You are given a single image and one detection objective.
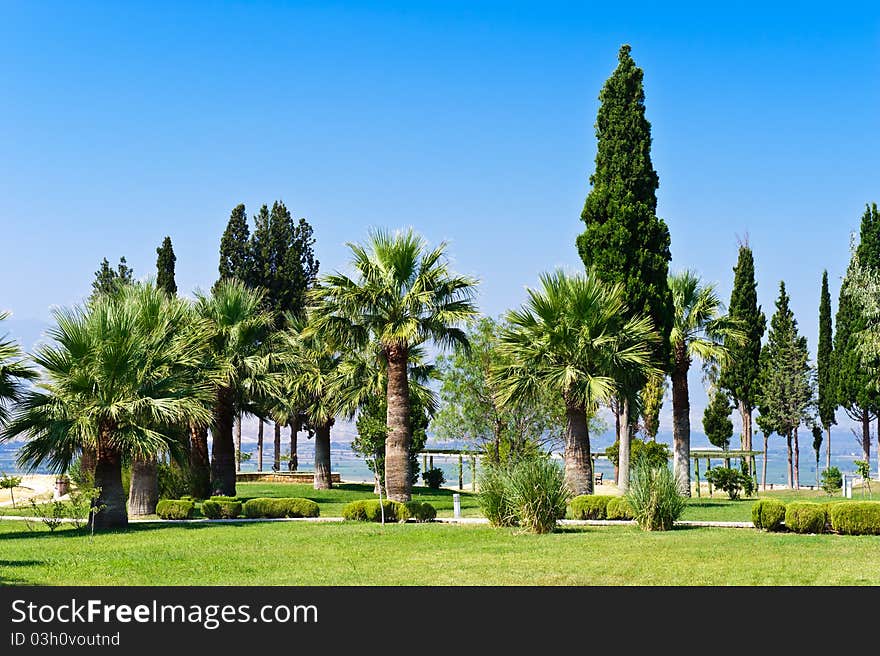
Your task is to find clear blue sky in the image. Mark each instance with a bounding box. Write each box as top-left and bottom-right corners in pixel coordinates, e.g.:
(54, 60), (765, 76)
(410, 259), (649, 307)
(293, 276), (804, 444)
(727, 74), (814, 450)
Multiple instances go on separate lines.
(2, 2), (879, 437)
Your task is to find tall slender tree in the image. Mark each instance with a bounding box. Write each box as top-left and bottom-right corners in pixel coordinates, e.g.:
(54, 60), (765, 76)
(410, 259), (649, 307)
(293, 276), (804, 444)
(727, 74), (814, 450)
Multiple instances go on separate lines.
(639, 375), (665, 441)
(217, 204), (252, 286)
(720, 243), (765, 474)
(703, 388), (734, 466)
(575, 44), (674, 491)
(156, 236), (177, 296)
(817, 270), (835, 470)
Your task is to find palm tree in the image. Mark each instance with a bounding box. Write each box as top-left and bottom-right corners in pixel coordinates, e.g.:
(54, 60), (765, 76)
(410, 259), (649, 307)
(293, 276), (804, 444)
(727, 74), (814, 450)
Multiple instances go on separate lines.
(308, 229), (478, 501)
(195, 279), (277, 496)
(3, 284), (213, 528)
(0, 312), (37, 425)
(493, 271), (659, 495)
(668, 270), (744, 496)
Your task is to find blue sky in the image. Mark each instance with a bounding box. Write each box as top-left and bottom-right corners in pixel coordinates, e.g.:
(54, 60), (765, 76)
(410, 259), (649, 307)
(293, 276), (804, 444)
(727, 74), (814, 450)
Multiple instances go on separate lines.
(2, 2), (879, 442)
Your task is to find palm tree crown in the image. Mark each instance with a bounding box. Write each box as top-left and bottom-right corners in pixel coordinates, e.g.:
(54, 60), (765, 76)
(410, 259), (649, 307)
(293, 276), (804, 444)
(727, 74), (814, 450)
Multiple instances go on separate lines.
(0, 312), (37, 426)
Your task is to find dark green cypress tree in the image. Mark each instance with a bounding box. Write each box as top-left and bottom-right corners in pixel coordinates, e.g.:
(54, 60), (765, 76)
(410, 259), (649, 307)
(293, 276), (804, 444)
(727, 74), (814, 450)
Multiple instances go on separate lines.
(576, 44), (673, 362)
(217, 204), (251, 286)
(703, 388), (733, 454)
(249, 204), (272, 297)
(817, 270), (835, 469)
(720, 244), (766, 463)
(155, 236), (177, 296)
(834, 204), (880, 464)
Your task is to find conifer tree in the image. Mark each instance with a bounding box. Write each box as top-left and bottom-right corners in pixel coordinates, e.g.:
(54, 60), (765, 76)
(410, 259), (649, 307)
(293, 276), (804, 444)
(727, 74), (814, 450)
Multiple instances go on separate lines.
(91, 256), (133, 298)
(217, 204), (251, 286)
(817, 270), (835, 469)
(703, 388), (733, 456)
(155, 236), (177, 296)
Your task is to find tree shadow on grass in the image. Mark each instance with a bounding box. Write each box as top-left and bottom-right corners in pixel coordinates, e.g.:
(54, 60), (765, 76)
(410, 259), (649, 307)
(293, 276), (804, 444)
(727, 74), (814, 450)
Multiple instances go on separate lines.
(0, 521), (229, 542)
(0, 559), (45, 585)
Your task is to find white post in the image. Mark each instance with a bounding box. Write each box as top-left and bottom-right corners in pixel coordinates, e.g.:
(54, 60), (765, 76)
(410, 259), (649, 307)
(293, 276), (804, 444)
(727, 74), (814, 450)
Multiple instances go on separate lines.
(453, 493), (461, 519)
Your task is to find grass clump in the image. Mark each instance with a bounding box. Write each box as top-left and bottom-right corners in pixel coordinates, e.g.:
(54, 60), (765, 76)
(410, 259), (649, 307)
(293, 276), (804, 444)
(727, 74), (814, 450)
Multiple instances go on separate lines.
(626, 461), (685, 531)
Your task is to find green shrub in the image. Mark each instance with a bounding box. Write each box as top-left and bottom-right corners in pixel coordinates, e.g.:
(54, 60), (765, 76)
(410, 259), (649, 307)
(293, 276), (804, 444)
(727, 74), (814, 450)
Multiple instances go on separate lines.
(404, 501), (436, 522)
(201, 500), (243, 519)
(704, 466), (756, 500)
(751, 499), (786, 531)
(820, 467), (843, 496)
(829, 502), (880, 535)
(477, 464), (517, 527)
(421, 467), (445, 490)
(242, 498), (320, 519)
(341, 499), (410, 522)
(503, 457), (569, 534)
(209, 495), (239, 503)
(156, 500), (195, 520)
(569, 495), (613, 520)
(626, 462), (685, 531)
(157, 462), (190, 500)
(67, 456), (94, 490)
(606, 438), (671, 471)
(784, 502), (827, 534)
(605, 496), (634, 520)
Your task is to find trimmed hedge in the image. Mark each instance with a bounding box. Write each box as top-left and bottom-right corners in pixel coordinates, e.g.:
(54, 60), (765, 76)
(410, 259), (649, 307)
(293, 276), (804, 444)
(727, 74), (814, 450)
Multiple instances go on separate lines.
(156, 500), (195, 520)
(242, 497), (320, 519)
(784, 502), (827, 534)
(751, 499), (786, 531)
(342, 499), (411, 522)
(209, 495), (239, 503)
(570, 495), (613, 520)
(605, 497), (633, 521)
(202, 500), (243, 519)
(829, 502), (880, 535)
(404, 501), (437, 522)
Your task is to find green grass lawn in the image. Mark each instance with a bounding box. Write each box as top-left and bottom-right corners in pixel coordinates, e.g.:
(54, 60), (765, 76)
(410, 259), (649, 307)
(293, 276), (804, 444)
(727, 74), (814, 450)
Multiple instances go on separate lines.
(680, 488), (880, 522)
(2, 519), (879, 585)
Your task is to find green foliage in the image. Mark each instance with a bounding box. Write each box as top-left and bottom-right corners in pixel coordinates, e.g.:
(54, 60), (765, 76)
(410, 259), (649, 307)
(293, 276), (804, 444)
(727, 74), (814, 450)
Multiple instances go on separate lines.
(155, 500), (195, 520)
(421, 467), (445, 489)
(25, 491), (100, 532)
(817, 271), (836, 431)
(821, 467), (843, 496)
(66, 456), (93, 490)
(569, 495), (613, 520)
(626, 461), (685, 531)
(209, 495), (239, 502)
(606, 437), (670, 470)
(784, 502), (827, 534)
(704, 466), (755, 500)
(0, 312), (37, 426)
(341, 499), (410, 523)
(201, 500), (243, 519)
(576, 44), (673, 364)
(605, 496), (634, 520)
(639, 375), (666, 440)
(502, 457), (570, 534)
(157, 463), (190, 500)
(703, 389), (733, 451)
(477, 464), (517, 527)
(829, 502), (880, 535)
(751, 499), (786, 531)
(853, 459), (872, 496)
(0, 473), (22, 490)
(242, 497), (319, 519)
(155, 236), (177, 296)
(91, 256), (134, 299)
(720, 245), (766, 419)
(217, 204), (252, 287)
(403, 501), (436, 522)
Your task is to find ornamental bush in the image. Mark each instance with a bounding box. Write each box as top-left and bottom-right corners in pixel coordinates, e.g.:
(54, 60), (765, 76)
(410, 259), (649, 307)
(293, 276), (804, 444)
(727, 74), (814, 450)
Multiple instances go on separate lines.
(156, 499), (195, 520)
(784, 502), (827, 534)
(705, 466), (755, 500)
(751, 499), (786, 531)
(404, 501), (437, 522)
(209, 495), (239, 503)
(502, 457), (570, 534)
(477, 464), (516, 527)
(341, 499), (411, 522)
(201, 500), (243, 519)
(829, 502), (880, 535)
(569, 495), (613, 520)
(820, 467), (843, 496)
(626, 461), (685, 531)
(605, 496), (634, 520)
(242, 497), (319, 519)
(421, 467), (445, 490)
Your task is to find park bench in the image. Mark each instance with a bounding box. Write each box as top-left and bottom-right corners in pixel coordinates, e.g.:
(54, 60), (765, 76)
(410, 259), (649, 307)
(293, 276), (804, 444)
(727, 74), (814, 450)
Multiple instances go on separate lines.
(595, 472), (603, 486)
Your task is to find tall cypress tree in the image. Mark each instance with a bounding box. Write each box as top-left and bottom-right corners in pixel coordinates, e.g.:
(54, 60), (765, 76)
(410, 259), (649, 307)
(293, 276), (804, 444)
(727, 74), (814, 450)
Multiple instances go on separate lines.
(720, 244), (765, 470)
(703, 388), (733, 459)
(155, 236), (177, 296)
(834, 204), (880, 465)
(217, 204), (252, 286)
(576, 44), (673, 491)
(817, 270), (835, 469)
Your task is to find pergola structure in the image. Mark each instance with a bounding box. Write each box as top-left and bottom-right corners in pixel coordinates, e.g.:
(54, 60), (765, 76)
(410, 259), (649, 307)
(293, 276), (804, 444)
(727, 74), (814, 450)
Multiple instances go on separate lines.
(691, 449), (763, 497)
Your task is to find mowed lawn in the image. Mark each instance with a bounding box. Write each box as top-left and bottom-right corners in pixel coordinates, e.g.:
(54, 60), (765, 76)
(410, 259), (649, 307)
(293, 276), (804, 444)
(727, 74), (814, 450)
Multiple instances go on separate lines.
(1, 520), (879, 586)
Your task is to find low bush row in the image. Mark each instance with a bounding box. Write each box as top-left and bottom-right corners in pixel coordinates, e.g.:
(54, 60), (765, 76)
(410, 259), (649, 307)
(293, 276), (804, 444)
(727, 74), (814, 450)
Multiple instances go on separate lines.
(201, 500), (243, 519)
(341, 499), (437, 523)
(568, 495), (633, 521)
(243, 498), (320, 518)
(156, 500), (195, 520)
(752, 499), (880, 535)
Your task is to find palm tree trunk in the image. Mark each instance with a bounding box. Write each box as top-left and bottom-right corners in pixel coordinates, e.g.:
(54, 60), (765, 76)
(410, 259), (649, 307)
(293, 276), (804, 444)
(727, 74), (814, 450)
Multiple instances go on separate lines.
(314, 420), (333, 490)
(210, 385), (236, 497)
(618, 396), (632, 493)
(826, 426), (831, 471)
(79, 446), (97, 484)
(762, 431), (768, 490)
(671, 347), (691, 496)
(189, 423), (211, 499)
(92, 432), (127, 529)
(786, 432), (793, 489)
(384, 346), (412, 502)
(128, 455), (158, 516)
(288, 419), (299, 471)
(793, 426), (800, 490)
(274, 422), (281, 471)
(235, 412), (242, 471)
(563, 401), (593, 496)
(613, 401), (620, 484)
(257, 419), (264, 472)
